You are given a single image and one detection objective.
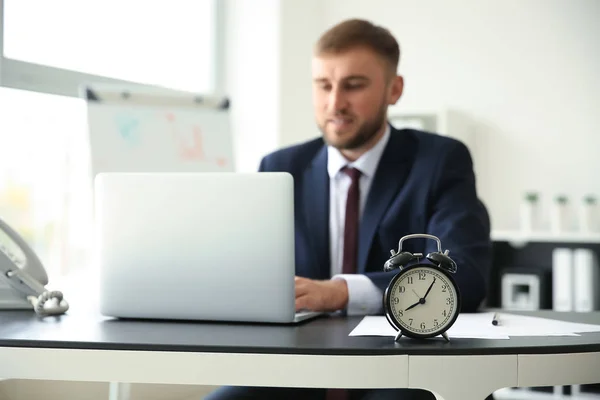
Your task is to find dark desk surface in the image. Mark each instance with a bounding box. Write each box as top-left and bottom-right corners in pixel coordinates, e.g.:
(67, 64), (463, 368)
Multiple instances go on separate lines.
(1, 309), (600, 356)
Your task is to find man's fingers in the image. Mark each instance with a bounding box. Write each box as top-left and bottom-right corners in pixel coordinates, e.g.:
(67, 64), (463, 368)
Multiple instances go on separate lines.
(295, 295), (311, 312)
(295, 283), (308, 297)
(294, 276), (311, 297)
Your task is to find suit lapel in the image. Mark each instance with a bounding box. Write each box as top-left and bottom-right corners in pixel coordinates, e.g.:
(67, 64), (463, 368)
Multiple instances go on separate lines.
(358, 127), (416, 273)
(302, 145), (330, 279)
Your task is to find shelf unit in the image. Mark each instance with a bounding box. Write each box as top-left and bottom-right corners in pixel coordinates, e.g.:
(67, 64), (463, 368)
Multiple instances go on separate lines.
(491, 230), (600, 246)
(490, 234), (600, 398)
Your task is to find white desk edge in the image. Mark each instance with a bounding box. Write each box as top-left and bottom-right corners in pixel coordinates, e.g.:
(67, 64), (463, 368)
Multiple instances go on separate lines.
(1, 347), (599, 400)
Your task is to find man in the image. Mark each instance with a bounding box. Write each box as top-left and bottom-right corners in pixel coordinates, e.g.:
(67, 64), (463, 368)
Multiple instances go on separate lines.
(206, 18), (492, 400)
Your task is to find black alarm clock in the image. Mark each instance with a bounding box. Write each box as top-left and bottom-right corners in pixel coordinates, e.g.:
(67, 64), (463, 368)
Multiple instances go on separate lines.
(382, 233), (461, 342)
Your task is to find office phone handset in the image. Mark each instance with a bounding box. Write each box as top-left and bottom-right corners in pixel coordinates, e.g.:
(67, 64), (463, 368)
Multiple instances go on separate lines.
(0, 217), (69, 316)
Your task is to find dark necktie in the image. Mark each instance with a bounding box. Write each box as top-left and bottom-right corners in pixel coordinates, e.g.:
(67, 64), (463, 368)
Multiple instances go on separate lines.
(326, 167), (360, 400)
(327, 167), (361, 400)
(342, 166), (361, 275)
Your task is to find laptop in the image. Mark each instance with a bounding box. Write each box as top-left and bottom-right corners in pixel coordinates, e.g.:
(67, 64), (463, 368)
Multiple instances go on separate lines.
(93, 171), (323, 324)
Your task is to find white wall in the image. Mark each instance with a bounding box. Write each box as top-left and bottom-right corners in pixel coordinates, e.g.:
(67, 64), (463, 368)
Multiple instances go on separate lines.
(278, 0), (325, 147)
(224, 0), (281, 173)
(310, 0), (600, 232)
(225, 0), (326, 172)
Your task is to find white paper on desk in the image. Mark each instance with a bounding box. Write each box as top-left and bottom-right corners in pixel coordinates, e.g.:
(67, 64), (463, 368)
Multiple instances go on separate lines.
(478, 312), (600, 336)
(348, 315), (510, 339)
(349, 313), (600, 339)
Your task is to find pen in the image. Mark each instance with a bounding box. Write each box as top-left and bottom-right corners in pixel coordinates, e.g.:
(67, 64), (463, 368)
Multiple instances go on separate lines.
(491, 312), (500, 326)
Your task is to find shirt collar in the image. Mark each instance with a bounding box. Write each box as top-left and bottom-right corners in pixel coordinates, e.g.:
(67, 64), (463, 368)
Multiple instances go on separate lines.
(327, 123), (391, 179)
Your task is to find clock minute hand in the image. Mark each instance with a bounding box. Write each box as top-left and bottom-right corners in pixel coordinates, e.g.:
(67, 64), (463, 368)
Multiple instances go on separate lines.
(423, 277), (437, 300)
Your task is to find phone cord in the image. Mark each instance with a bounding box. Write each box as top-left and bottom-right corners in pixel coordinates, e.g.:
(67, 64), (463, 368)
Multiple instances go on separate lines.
(28, 291), (70, 316)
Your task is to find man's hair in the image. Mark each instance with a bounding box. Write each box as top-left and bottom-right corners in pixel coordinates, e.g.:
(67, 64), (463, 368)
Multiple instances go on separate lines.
(314, 19), (400, 74)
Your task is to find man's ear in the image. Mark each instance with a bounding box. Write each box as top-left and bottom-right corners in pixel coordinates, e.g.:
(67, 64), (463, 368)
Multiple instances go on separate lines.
(388, 75), (404, 105)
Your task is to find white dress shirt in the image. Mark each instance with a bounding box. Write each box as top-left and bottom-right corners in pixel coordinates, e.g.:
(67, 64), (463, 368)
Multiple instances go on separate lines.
(328, 125), (391, 315)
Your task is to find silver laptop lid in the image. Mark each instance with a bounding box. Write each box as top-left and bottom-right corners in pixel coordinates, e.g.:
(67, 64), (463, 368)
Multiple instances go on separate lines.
(94, 172), (296, 323)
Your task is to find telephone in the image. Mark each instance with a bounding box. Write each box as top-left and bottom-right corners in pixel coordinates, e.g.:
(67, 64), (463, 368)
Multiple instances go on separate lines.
(0, 217), (69, 316)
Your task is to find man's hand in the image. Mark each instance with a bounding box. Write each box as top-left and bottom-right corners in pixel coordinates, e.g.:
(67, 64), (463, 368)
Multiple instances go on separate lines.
(294, 276), (349, 312)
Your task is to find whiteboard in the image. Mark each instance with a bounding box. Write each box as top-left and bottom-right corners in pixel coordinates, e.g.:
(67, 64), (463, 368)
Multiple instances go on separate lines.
(82, 84), (234, 177)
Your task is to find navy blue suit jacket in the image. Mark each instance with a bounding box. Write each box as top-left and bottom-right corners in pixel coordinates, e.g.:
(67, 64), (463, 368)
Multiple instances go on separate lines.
(258, 126), (492, 312)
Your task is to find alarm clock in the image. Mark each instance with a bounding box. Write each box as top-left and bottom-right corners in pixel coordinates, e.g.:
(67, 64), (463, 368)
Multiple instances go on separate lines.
(382, 233), (461, 342)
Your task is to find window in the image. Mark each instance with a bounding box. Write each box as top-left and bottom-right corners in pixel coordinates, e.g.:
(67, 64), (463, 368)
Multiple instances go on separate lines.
(0, 86), (89, 280)
(0, 0), (222, 282)
(1, 0), (221, 96)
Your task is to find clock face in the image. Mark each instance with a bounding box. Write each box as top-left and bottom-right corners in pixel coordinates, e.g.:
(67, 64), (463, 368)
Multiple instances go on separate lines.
(384, 264), (460, 338)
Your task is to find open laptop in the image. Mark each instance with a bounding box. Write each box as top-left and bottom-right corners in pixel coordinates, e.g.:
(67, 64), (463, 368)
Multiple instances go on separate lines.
(94, 172), (323, 324)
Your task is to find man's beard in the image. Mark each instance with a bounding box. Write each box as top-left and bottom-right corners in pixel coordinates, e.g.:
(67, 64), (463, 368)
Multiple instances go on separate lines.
(320, 101), (387, 151)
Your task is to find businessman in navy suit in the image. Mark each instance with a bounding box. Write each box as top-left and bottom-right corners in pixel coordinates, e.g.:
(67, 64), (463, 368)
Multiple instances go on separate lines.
(206, 18), (492, 400)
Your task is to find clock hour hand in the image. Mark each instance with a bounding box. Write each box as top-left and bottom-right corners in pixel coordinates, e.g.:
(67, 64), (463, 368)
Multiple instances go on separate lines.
(423, 277), (436, 300)
(405, 298), (424, 311)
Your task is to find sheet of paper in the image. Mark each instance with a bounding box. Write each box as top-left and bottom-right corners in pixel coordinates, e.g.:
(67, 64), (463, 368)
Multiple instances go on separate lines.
(348, 315), (509, 339)
(476, 312), (600, 336)
(349, 312), (600, 339)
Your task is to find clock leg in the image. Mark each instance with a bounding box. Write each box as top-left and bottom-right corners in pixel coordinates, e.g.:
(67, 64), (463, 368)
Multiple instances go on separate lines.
(394, 330), (403, 342)
(442, 332), (450, 342)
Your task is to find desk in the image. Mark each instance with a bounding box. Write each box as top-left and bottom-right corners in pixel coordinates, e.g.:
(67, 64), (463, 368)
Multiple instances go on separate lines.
(1, 310), (600, 400)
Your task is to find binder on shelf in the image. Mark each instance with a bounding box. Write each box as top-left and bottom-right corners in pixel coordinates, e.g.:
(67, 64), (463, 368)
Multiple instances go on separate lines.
(551, 248), (574, 400)
(573, 248), (599, 312)
(552, 248), (573, 311)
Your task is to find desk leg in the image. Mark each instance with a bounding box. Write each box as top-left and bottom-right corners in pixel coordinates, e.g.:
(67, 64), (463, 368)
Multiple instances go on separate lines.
(108, 382), (131, 400)
(409, 355), (518, 400)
